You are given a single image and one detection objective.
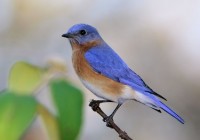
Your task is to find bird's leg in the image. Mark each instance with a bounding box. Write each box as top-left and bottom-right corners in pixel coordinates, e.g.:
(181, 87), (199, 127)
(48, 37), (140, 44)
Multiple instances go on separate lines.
(103, 104), (122, 128)
(89, 99), (113, 111)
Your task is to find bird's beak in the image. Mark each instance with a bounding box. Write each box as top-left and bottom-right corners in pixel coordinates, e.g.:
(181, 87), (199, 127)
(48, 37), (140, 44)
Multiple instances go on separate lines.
(62, 33), (74, 38)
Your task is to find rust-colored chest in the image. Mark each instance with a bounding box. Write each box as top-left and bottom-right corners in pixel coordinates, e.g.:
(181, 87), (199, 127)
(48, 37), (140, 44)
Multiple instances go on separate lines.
(72, 48), (124, 96)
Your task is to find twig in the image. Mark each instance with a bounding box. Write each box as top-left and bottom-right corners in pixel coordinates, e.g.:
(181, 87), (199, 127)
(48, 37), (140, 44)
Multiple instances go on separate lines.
(89, 99), (133, 140)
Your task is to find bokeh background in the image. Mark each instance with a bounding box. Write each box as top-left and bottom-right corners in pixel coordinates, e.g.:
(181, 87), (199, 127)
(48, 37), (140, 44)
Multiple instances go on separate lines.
(0, 0), (200, 140)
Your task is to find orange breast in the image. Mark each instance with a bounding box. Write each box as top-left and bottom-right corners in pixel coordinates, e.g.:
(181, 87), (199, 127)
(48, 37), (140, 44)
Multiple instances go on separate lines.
(72, 47), (124, 96)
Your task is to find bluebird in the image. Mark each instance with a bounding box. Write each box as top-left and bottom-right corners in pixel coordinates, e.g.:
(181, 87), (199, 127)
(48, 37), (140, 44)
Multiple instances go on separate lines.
(62, 24), (184, 124)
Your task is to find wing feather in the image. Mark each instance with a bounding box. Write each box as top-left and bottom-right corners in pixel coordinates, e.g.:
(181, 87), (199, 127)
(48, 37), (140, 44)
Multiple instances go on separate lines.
(85, 45), (166, 100)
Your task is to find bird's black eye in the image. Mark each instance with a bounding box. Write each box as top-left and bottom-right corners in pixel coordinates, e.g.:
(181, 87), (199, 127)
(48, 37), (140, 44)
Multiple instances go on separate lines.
(79, 30), (87, 36)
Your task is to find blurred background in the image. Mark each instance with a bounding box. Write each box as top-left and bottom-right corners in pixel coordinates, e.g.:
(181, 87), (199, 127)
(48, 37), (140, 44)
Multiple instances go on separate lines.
(0, 0), (200, 140)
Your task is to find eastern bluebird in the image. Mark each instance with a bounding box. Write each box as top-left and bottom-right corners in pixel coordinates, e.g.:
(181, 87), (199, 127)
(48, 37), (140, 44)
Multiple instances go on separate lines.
(62, 24), (184, 124)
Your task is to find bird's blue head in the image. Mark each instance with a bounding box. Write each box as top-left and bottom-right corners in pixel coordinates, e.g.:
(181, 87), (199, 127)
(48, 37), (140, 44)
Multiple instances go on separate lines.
(62, 24), (103, 46)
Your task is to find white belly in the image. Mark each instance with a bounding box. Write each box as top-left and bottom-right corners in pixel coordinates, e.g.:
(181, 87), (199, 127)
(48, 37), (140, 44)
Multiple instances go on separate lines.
(80, 78), (136, 104)
(81, 79), (111, 100)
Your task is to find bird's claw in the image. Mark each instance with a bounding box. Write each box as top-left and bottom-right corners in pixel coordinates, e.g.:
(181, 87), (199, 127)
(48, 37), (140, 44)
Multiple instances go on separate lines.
(103, 116), (114, 128)
(89, 100), (100, 111)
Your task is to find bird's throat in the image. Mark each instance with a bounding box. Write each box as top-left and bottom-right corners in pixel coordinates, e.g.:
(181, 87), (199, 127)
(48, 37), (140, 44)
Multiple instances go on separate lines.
(71, 39), (102, 52)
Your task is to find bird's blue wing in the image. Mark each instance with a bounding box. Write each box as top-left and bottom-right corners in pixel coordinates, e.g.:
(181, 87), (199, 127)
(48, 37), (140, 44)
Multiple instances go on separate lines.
(85, 45), (153, 94)
(85, 45), (167, 100)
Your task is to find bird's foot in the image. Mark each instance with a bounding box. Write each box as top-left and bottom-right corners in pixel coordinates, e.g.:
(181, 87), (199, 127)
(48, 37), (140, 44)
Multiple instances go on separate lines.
(89, 100), (100, 111)
(89, 99), (112, 111)
(103, 115), (114, 128)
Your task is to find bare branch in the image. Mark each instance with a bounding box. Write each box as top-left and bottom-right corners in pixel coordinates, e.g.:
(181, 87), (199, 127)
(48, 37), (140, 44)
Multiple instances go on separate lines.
(89, 99), (133, 140)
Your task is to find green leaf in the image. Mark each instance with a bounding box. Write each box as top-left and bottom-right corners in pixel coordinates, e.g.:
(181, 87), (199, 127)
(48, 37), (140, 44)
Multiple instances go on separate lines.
(8, 61), (44, 94)
(49, 79), (84, 140)
(0, 91), (37, 140)
(38, 103), (60, 140)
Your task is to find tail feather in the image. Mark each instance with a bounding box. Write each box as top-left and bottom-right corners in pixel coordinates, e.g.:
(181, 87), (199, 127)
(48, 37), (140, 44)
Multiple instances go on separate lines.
(134, 91), (184, 124)
(159, 102), (184, 124)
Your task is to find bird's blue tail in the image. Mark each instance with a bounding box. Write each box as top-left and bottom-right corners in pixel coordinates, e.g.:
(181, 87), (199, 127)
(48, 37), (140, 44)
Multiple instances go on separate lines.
(159, 101), (184, 124)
